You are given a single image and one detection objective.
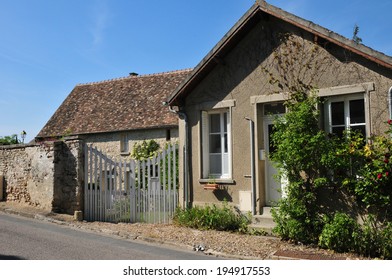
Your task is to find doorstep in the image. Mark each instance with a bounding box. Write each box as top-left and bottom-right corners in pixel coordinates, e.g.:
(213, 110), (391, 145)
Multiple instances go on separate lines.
(248, 207), (276, 235)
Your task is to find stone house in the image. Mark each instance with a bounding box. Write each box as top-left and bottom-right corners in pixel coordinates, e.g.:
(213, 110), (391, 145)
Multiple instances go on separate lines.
(37, 69), (192, 159)
(167, 1), (392, 214)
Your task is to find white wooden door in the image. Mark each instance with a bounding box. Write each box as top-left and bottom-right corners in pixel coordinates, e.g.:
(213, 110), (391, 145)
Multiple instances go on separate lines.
(264, 118), (283, 205)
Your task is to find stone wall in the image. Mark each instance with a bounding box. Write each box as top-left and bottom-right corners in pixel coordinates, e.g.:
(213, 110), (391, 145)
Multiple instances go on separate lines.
(0, 138), (84, 214)
(52, 139), (84, 214)
(83, 127), (178, 160)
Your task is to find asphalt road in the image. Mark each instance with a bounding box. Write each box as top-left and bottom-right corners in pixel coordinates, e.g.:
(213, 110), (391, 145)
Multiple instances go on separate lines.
(0, 213), (217, 260)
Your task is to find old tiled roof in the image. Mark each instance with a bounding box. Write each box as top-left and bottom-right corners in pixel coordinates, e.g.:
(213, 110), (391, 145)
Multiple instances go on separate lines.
(37, 69), (192, 138)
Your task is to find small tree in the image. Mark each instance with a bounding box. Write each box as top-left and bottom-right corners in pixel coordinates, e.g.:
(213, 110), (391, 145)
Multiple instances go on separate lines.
(0, 134), (19, 145)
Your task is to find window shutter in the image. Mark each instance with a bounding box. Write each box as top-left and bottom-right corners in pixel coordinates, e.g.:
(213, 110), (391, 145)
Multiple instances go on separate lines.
(201, 111), (209, 178)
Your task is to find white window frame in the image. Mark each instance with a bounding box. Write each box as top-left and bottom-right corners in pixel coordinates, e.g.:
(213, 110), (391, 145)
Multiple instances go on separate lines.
(201, 109), (232, 180)
(324, 93), (367, 137)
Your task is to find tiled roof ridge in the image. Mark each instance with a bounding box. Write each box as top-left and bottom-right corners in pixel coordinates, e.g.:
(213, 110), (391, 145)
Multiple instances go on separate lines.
(77, 68), (193, 86)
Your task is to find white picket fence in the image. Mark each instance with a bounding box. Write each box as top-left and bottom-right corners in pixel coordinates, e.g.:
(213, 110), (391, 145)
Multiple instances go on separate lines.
(84, 144), (178, 223)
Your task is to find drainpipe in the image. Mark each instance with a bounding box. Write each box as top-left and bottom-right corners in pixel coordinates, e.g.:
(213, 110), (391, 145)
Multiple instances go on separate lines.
(245, 117), (256, 215)
(169, 105), (189, 209)
(389, 86), (392, 122)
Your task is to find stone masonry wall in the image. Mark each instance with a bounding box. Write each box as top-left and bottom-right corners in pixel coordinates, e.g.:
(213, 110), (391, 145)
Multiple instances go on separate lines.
(0, 139), (84, 214)
(83, 128), (178, 161)
(0, 143), (54, 209)
(52, 139), (84, 214)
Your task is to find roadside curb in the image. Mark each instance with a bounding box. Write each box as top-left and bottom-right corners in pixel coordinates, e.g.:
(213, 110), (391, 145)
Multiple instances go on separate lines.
(1, 207), (37, 220)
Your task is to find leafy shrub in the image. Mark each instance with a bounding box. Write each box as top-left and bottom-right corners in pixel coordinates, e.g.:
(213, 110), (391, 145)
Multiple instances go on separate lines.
(131, 140), (160, 160)
(271, 92), (334, 244)
(378, 222), (392, 259)
(269, 91), (392, 258)
(317, 213), (392, 258)
(358, 216), (392, 259)
(348, 132), (392, 220)
(173, 202), (250, 232)
(131, 140), (179, 190)
(318, 213), (361, 253)
(272, 192), (323, 244)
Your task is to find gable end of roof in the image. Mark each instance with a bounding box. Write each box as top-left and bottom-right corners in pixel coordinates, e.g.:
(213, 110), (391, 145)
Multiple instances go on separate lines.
(167, 1), (392, 106)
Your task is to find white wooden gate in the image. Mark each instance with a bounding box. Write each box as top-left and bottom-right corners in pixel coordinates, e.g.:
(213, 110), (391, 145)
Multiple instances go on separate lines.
(84, 144), (178, 223)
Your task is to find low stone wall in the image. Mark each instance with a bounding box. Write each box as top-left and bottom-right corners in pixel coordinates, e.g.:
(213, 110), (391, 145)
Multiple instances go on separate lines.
(0, 138), (84, 214)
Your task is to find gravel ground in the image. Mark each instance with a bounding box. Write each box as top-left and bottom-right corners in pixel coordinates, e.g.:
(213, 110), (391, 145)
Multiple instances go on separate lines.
(0, 202), (367, 260)
(71, 221), (364, 260)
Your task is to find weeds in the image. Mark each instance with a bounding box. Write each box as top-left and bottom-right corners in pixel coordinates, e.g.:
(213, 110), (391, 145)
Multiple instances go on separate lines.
(173, 202), (254, 234)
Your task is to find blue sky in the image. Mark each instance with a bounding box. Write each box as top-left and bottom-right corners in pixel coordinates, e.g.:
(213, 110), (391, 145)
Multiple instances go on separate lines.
(1, 0), (391, 143)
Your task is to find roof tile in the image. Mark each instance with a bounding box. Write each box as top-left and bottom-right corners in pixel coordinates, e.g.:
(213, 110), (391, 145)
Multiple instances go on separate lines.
(37, 69), (191, 138)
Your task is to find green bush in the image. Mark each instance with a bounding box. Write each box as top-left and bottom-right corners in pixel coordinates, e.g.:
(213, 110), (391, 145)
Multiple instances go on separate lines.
(378, 222), (392, 259)
(317, 213), (392, 258)
(269, 91), (392, 258)
(358, 216), (392, 259)
(272, 196), (324, 244)
(271, 92), (334, 244)
(131, 140), (160, 160)
(173, 203), (250, 232)
(318, 213), (361, 253)
(348, 132), (392, 220)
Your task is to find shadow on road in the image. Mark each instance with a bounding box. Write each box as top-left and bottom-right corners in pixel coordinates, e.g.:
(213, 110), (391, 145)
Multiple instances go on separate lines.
(0, 254), (25, 260)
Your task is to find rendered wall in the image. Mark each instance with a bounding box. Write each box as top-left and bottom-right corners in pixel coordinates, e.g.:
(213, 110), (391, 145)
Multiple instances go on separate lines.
(179, 17), (392, 212)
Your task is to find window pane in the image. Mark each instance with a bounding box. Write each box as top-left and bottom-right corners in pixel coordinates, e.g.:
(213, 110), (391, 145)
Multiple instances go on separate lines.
(209, 134), (221, 153)
(222, 153), (229, 175)
(331, 102), (344, 125)
(264, 102), (285, 115)
(351, 125), (366, 137)
(120, 134), (128, 153)
(268, 124), (276, 156)
(349, 99), (365, 124)
(224, 133), (228, 153)
(209, 114), (221, 133)
(205, 110), (230, 178)
(332, 126), (345, 137)
(209, 154), (222, 174)
(223, 112), (227, 132)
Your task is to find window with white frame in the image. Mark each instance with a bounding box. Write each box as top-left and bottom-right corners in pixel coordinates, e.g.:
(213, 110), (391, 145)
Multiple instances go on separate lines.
(325, 94), (367, 137)
(201, 110), (232, 179)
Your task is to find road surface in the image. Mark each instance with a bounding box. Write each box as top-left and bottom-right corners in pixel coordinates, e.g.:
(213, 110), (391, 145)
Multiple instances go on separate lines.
(0, 213), (217, 260)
